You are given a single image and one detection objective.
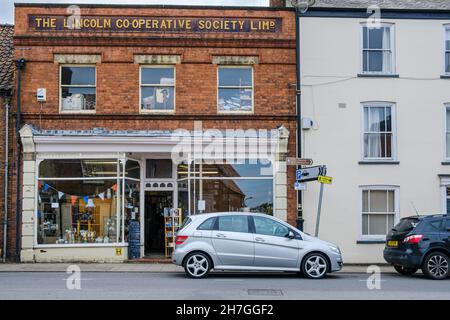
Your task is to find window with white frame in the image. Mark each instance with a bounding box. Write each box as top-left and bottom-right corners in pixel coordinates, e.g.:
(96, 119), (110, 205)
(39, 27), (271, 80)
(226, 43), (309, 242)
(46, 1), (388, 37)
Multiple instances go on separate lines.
(361, 188), (398, 238)
(362, 24), (395, 74)
(60, 66), (96, 112)
(140, 66), (175, 112)
(362, 103), (395, 160)
(445, 26), (450, 74)
(37, 158), (141, 246)
(218, 66), (253, 113)
(446, 105), (450, 159)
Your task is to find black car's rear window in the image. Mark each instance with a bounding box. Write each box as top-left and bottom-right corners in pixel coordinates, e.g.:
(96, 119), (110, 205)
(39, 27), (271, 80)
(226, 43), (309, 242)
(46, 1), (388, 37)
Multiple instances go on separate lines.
(392, 218), (420, 233)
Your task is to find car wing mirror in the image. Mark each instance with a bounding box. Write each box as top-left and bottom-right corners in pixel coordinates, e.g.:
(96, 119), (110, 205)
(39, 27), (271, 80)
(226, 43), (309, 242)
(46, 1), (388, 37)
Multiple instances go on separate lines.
(287, 231), (295, 239)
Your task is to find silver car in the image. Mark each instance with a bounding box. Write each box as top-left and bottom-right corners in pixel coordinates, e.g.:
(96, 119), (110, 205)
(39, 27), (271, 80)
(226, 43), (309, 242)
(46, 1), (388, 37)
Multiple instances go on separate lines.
(172, 212), (343, 279)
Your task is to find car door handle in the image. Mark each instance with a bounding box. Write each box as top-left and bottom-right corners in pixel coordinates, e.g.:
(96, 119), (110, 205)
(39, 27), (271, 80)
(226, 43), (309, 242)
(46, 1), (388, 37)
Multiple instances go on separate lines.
(255, 237), (265, 243)
(216, 233), (227, 238)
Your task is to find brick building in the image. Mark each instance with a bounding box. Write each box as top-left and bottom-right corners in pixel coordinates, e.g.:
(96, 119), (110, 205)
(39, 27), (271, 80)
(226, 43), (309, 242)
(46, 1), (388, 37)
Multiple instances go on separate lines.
(10, 3), (297, 262)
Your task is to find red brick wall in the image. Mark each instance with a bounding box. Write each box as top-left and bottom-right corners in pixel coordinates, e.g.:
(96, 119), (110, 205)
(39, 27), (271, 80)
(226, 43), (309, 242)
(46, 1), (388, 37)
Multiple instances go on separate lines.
(270, 0), (286, 7)
(9, 5), (298, 257)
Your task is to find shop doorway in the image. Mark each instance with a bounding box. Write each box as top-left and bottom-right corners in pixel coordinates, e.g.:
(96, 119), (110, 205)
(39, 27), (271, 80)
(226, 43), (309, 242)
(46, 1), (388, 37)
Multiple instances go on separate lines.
(144, 191), (173, 257)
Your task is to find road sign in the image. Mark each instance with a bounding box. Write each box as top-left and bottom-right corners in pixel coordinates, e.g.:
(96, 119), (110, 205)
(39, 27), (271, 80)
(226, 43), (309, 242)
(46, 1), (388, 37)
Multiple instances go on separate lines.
(296, 166), (327, 182)
(294, 182), (306, 191)
(318, 175), (333, 184)
(287, 157), (314, 166)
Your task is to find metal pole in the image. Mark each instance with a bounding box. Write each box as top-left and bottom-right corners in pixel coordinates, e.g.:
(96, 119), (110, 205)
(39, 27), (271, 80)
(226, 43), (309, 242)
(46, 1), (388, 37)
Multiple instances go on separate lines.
(315, 182), (324, 237)
(294, 7), (304, 231)
(15, 58), (25, 263)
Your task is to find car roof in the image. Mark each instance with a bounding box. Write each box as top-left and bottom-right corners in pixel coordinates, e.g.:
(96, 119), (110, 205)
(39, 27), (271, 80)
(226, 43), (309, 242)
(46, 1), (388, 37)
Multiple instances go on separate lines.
(188, 212), (274, 219)
(403, 214), (446, 220)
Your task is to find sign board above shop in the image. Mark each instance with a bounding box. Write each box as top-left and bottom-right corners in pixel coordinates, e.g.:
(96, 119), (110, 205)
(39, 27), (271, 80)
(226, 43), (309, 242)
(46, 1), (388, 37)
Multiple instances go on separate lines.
(28, 15), (282, 33)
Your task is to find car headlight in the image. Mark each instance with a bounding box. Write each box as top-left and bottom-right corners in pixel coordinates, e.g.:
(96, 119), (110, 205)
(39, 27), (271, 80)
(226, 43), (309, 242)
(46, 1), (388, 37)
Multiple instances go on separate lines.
(328, 246), (341, 255)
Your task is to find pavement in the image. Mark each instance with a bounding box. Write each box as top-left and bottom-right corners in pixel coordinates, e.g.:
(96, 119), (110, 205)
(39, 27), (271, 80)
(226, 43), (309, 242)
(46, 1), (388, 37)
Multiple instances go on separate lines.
(0, 263), (396, 273)
(0, 270), (448, 300)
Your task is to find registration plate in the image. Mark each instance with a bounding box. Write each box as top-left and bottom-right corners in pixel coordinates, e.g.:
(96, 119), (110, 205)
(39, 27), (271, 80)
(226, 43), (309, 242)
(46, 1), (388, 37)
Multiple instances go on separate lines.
(387, 240), (398, 247)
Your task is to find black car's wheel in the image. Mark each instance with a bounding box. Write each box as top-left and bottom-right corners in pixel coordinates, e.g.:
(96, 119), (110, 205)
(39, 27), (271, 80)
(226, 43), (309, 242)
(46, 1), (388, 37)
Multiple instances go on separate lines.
(394, 265), (418, 276)
(422, 252), (449, 280)
(184, 252), (211, 279)
(301, 253), (329, 279)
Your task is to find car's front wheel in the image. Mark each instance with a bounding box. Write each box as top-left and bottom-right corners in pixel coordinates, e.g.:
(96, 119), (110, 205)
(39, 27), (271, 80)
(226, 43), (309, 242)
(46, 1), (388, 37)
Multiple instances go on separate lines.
(394, 265), (418, 276)
(422, 252), (449, 280)
(184, 252), (211, 279)
(301, 253), (329, 279)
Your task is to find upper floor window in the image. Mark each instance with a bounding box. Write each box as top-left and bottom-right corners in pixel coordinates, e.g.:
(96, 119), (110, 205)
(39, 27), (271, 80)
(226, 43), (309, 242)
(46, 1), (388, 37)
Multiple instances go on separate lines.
(445, 26), (450, 74)
(218, 66), (253, 113)
(60, 66), (96, 112)
(362, 24), (395, 74)
(140, 66), (175, 112)
(362, 103), (395, 160)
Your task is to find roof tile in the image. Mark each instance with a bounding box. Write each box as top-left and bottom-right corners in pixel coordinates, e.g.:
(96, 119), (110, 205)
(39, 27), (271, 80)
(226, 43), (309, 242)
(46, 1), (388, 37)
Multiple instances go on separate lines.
(0, 24), (14, 94)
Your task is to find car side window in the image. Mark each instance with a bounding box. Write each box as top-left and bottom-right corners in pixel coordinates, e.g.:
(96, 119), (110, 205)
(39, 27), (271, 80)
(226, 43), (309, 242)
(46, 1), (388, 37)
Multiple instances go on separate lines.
(197, 217), (216, 231)
(217, 215), (249, 233)
(253, 216), (289, 237)
(446, 218), (450, 232)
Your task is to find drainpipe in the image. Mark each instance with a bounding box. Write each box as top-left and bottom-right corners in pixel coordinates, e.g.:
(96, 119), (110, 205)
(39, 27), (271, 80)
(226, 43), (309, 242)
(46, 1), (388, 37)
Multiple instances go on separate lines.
(294, 8), (304, 231)
(15, 58), (25, 263)
(2, 97), (10, 263)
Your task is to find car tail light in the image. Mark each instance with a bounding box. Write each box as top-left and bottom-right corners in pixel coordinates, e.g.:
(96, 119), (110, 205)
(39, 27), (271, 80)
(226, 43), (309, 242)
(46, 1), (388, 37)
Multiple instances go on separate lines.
(175, 235), (188, 245)
(403, 234), (424, 244)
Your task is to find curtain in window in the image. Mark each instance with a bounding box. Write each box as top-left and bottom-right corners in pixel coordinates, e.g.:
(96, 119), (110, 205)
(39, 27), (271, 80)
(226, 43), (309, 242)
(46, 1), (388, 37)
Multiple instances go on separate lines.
(381, 27), (392, 73)
(364, 106), (392, 159)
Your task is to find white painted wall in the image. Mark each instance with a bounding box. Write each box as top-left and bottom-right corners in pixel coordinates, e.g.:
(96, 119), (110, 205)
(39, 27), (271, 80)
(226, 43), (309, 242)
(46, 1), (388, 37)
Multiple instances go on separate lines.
(300, 17), (450, 263)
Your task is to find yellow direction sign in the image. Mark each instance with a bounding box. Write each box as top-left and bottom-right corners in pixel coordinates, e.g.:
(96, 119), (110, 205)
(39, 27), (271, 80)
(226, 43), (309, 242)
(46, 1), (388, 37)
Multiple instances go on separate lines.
(318, 176), (333, 184)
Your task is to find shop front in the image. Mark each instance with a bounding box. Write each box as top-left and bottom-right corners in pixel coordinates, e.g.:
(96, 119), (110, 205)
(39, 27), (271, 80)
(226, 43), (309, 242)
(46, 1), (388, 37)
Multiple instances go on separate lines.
(19, 124), (289, 262)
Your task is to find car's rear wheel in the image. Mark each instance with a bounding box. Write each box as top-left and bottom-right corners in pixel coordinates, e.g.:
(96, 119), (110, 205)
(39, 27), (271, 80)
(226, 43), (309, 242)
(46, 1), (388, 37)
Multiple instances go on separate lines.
(184, 252), (211, 279)
(422, 252), (449, 280)
(301, 253), (329, 279)
(394, 265), (418, 276)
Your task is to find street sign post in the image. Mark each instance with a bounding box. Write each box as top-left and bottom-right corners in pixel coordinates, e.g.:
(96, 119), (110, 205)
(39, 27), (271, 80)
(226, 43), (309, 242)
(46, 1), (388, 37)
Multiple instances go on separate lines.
(296, 166), (327, 182)
(315, 174), (333, 237)
(287, 157), (314, 166)
(294, 182), (306, 191)
(318, 176), (333, 184)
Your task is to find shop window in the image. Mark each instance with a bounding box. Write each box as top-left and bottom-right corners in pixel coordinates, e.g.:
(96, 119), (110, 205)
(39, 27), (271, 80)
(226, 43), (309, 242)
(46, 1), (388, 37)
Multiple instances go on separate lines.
(37, 158), (140, 246)
(361, 188), (398, 238)
(361, 23), (395, 74)
(60, 66), (96, 112)
(146, 159), (173, 178)
(218, 66), (253, 113)
(362, 103), (395, 160)
(140, 66), (175, 112)
(177, 159), (273, 216)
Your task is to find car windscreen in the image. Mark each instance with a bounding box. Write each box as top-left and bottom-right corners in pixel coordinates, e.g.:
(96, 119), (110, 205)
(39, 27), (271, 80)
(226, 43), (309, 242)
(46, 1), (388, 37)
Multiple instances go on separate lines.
(392, 218), (420, 233)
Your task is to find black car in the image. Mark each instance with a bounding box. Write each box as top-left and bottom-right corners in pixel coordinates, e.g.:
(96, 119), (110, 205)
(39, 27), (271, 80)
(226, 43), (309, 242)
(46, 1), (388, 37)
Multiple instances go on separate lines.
(384, 214), (449, 280)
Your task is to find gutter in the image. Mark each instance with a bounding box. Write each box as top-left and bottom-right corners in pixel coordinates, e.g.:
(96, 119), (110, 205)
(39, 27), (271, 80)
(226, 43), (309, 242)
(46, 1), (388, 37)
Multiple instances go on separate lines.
(15, 58), (26, 263)
(294, 8), (303, 231)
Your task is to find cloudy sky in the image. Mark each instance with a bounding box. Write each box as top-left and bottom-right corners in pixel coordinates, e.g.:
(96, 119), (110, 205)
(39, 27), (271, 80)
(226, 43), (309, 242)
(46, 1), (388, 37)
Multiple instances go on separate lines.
(1, 0), (269, 24)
